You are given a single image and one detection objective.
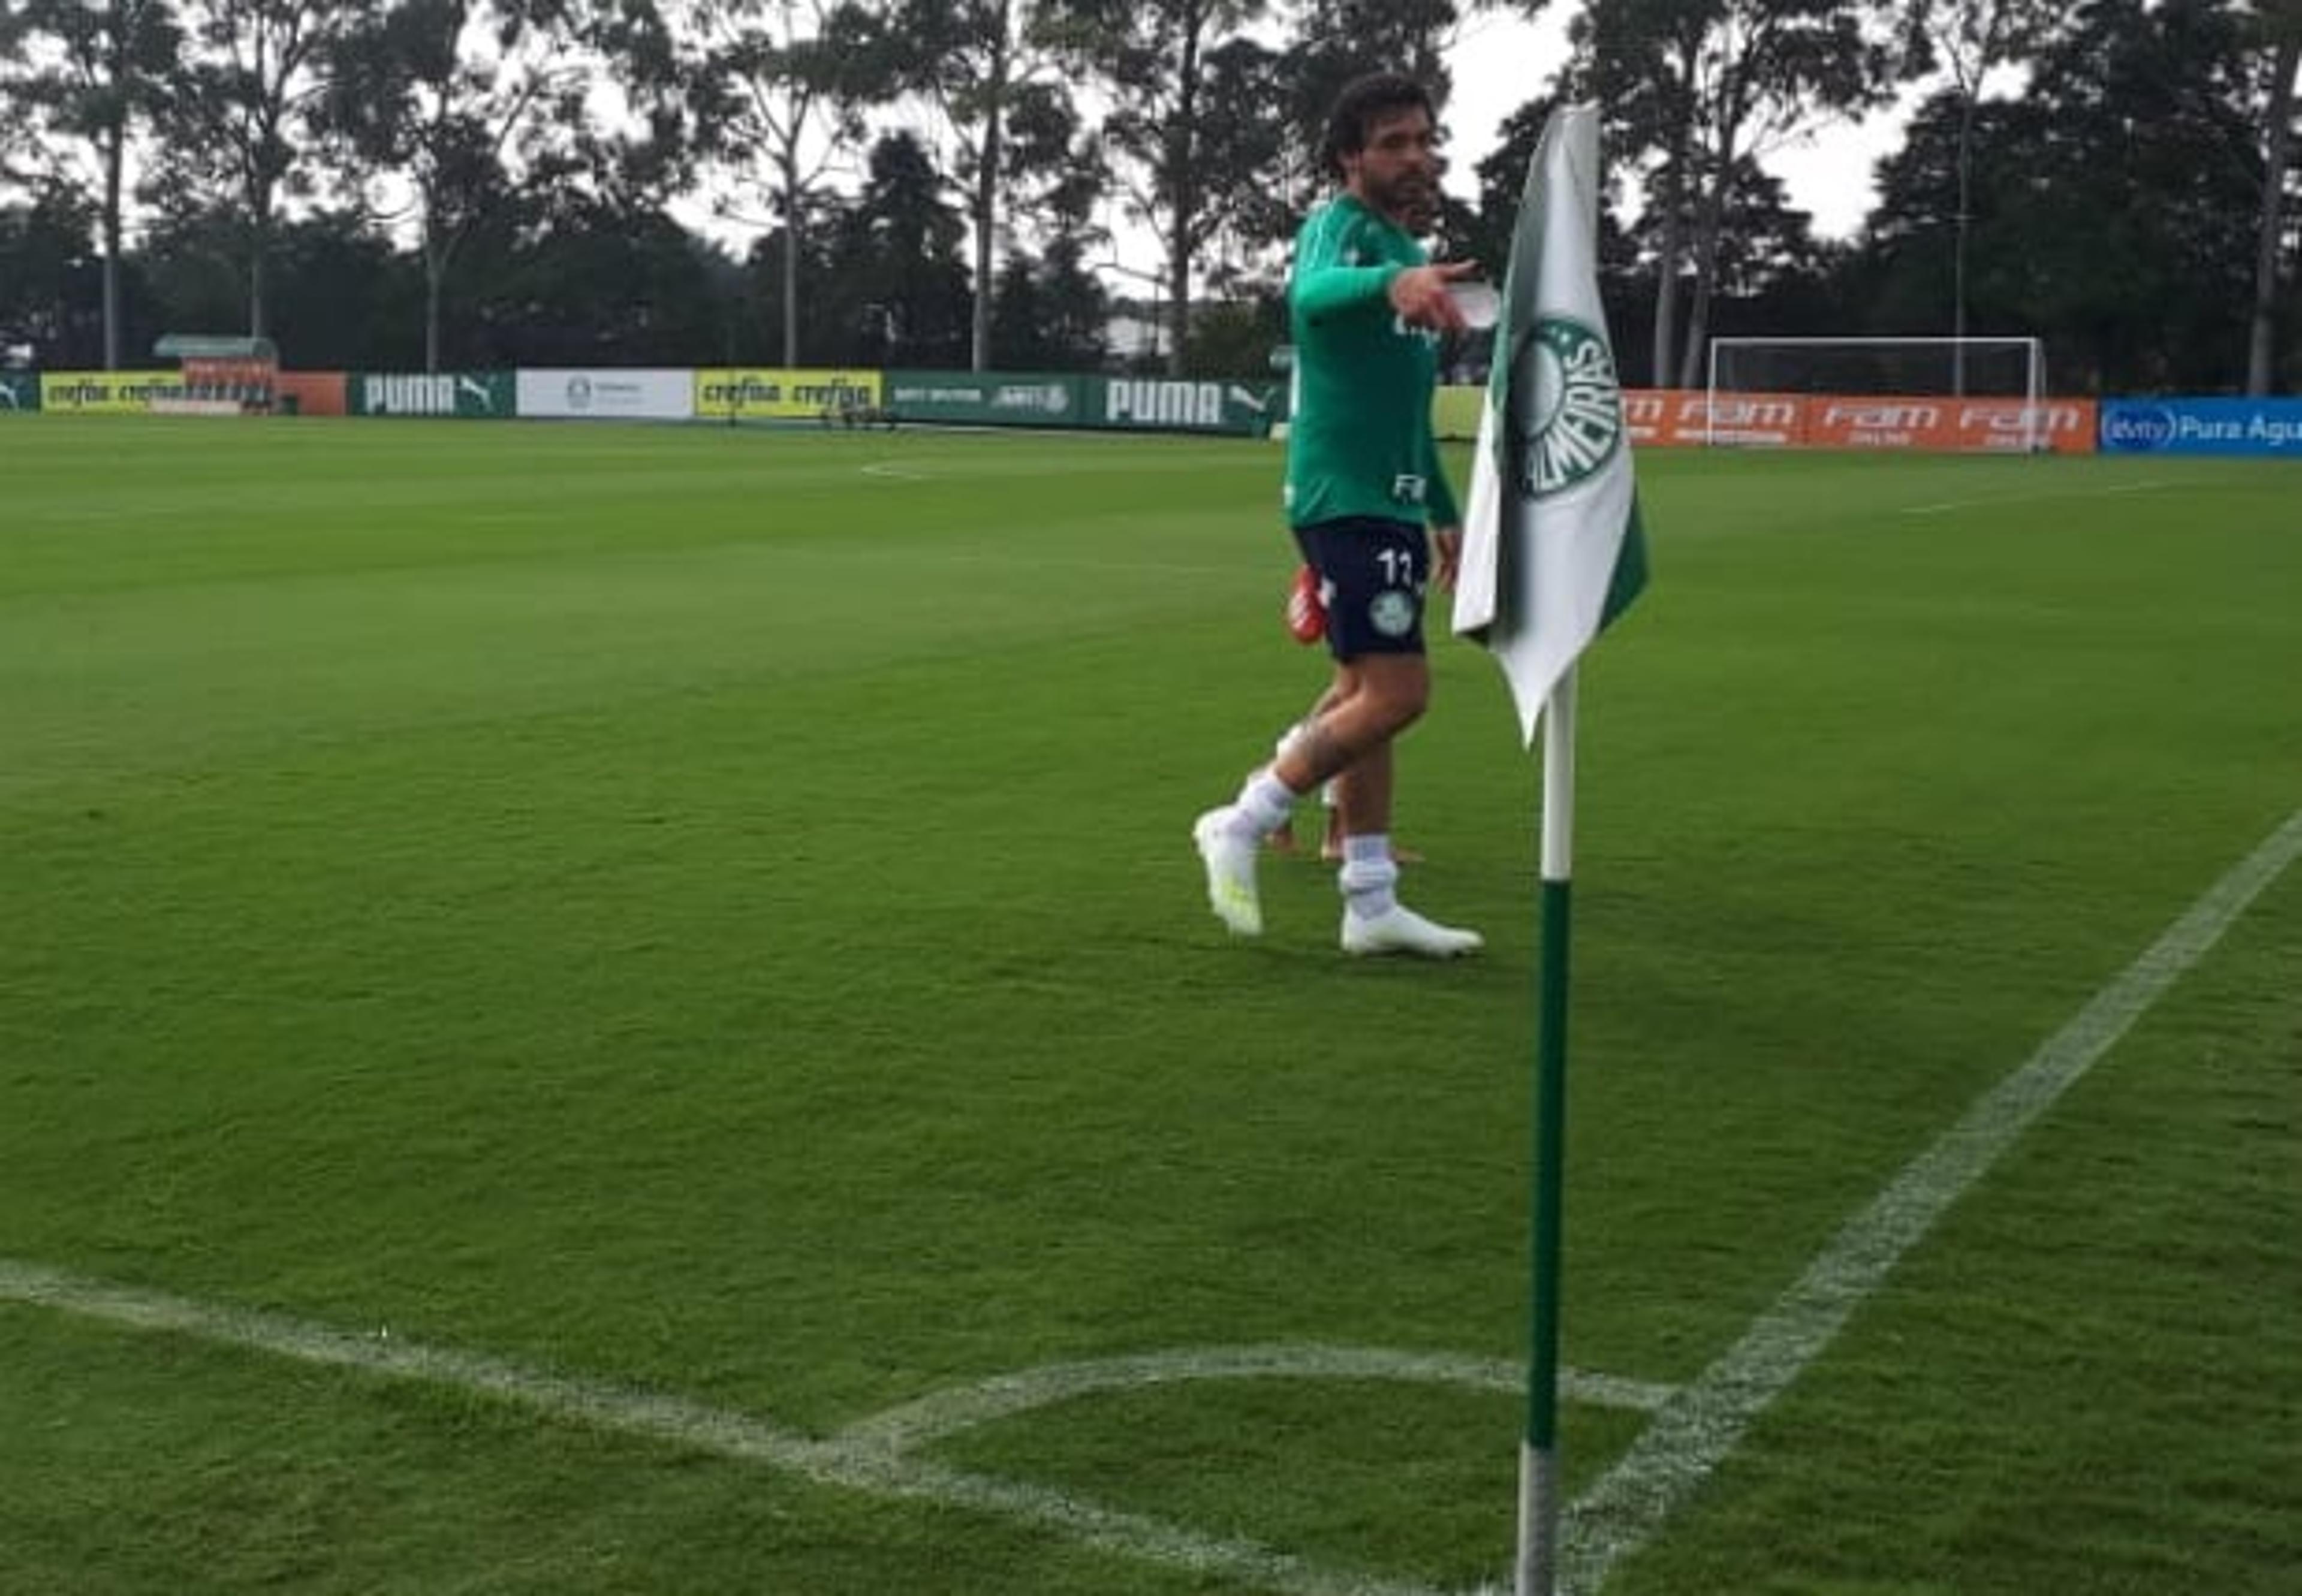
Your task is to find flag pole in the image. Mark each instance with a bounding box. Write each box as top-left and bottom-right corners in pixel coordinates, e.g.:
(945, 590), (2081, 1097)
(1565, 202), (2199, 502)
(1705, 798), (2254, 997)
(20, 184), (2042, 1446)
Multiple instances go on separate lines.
(1517, 663), (1578, 1596)
(1450, 100), (1647, 1596)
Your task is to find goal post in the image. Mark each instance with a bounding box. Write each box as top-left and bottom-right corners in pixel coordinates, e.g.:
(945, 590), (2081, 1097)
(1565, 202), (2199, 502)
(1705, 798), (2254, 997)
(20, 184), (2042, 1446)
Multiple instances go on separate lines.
(1704, 336), (2047, 452)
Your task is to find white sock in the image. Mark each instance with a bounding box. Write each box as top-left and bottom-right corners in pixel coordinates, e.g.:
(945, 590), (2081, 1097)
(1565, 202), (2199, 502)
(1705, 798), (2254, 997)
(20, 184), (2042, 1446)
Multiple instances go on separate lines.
(1337, 834), (1398, 918)
(1229, 768), (1296, 838)
(1271, 720), (1341, 810)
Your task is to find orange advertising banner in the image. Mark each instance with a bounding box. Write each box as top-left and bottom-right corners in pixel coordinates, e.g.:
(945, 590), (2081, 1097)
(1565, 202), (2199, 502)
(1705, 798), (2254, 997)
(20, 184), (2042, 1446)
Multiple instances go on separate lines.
(1622, 390), (1806, 448)
(276, 370), (348, 417)
(1621, 390), (2099, 454)
(1803, 396), (2099, 453)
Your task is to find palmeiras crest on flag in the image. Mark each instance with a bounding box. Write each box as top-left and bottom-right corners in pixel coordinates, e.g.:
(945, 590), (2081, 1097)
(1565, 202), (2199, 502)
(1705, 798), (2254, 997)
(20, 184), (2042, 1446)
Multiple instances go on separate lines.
(1515, 316), (1625, 500)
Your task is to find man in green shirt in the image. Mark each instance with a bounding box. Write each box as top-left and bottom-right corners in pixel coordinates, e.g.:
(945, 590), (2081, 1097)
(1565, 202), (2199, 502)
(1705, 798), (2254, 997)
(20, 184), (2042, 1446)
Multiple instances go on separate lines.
(1193, 72), (1483, 958)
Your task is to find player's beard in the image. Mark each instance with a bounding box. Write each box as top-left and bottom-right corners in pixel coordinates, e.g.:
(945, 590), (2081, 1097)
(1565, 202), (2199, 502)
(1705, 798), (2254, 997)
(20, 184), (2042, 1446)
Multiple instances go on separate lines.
(1366, 169), (1441, 234)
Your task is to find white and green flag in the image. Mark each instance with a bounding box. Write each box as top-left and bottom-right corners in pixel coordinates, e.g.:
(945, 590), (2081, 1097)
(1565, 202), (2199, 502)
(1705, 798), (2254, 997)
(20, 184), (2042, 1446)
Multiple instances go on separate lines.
(1447, 104), (1650, 1596)
(1451, 104), (1647, 743)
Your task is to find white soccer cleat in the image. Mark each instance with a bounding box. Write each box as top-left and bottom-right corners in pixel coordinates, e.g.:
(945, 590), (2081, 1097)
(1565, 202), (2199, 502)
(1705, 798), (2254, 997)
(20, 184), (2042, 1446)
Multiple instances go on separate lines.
(1340, 904), (1483, 958)
(1193, 808), (1264, 937)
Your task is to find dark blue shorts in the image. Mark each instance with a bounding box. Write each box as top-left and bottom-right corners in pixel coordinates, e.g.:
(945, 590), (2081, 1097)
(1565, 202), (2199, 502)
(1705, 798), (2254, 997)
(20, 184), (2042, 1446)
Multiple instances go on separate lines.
(1292, 517), (1429, 659)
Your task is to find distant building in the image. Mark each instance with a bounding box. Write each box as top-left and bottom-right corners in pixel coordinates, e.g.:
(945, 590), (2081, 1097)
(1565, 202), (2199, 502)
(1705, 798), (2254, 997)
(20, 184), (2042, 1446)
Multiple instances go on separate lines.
(1102, 299), (1170, 366)
(1102, 295), (1279, 374)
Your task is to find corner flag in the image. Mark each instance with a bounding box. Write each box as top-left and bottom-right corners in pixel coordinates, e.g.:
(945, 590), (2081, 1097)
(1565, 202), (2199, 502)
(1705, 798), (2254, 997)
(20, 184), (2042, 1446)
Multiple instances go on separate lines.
(1452, 104), (1647, 743)
(1448, 105), (1648, 1596)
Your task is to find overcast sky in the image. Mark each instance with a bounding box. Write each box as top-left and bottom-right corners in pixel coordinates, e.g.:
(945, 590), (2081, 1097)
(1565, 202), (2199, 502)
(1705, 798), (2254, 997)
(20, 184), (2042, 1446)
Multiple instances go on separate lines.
(1444, 5), (1908, 241)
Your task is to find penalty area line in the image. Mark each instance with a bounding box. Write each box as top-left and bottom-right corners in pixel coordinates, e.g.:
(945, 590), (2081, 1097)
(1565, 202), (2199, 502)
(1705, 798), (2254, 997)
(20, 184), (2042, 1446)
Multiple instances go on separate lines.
(1559, 804), (2302, 1595)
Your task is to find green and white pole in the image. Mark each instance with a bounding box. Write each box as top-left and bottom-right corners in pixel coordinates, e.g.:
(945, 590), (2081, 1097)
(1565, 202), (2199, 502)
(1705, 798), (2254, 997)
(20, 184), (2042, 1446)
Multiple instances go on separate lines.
(1517, 665), (1578, 1596)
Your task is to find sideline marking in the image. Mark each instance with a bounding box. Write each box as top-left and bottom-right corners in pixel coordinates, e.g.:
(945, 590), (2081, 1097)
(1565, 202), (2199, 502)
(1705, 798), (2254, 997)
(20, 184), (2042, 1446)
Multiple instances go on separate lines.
(1559, 805), (2302, 1594)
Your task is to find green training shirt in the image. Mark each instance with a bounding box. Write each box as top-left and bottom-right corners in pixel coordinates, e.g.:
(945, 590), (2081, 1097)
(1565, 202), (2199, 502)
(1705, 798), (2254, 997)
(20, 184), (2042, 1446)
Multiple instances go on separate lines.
(1282, 193), (1460, 532)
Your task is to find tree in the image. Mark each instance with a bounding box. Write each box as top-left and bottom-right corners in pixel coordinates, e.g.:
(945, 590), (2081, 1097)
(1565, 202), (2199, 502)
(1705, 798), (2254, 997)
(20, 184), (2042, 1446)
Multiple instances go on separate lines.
(1470, 90), (1829, 374)
(887, 0), (1098, 371)
(261, 206), (420, 367)
(1276, 0), (1462, 218)
(2246, 0), (2301, 393)
(150, 1), (363, 341)
(1895, 0), (2056, 387)
(324, 0), (605, 373)
(1562, 1), (1694, 386)
(1860, 0), (2264, 391)
(988, 234), (1109, 369)
(1569, 0), (1897, 387)
(486, 186), (729, 364)
(1068, 0), (1288, 376)
(1180, 289), (1280, 376)
(0, 187), (101, 364)
(5, 1), (183, 367)
(134, 200), (253, 339)
(0, 8), (43, 186)
(662, 0), (888, 367)
(813, 130), (973, 366)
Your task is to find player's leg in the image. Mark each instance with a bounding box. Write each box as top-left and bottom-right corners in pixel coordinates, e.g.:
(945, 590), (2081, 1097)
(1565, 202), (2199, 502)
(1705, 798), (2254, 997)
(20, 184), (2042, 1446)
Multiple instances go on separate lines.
(1195, 521), (1451, 944)
(1264, 677), (1348, 855)
(1321, 657), (1478, 958)
(1271, 522), (1477, 959)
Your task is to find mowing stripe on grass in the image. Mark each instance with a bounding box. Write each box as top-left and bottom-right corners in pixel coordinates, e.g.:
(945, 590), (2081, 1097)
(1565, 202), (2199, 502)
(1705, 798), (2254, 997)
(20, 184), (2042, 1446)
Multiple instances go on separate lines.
(1559, 804), (2302, 1595)
(5, 808), (2292, 1595)
(1898, 478), (2171, 516)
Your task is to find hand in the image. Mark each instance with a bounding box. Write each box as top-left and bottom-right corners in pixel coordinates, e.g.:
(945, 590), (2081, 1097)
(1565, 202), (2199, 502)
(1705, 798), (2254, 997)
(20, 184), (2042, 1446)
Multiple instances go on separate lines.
(1388, 262), (1481, 333)
(1432, 526), (1463, 592)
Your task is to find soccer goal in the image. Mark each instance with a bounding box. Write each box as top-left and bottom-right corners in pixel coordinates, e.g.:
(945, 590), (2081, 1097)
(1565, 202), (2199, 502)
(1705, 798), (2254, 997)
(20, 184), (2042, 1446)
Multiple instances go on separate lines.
(1704, 336), (2048, 452)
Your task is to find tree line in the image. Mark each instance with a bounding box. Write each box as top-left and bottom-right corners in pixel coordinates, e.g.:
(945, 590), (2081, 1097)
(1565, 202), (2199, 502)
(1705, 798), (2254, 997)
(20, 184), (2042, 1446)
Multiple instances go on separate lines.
(2, 0), (2296, 394)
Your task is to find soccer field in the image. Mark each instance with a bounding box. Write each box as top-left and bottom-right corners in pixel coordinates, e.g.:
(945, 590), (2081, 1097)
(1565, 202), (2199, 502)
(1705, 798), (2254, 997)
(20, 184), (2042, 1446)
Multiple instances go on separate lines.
(2, 417), (2297, 1595)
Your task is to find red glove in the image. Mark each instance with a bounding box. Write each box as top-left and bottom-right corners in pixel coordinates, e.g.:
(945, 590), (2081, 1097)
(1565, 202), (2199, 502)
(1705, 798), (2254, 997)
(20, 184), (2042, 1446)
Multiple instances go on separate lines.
(1285, 564), (1326, 645)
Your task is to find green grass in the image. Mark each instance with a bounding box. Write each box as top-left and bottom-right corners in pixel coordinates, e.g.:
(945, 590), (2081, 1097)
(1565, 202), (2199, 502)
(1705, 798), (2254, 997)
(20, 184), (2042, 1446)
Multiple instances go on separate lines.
(2, 417), (2297, 1594)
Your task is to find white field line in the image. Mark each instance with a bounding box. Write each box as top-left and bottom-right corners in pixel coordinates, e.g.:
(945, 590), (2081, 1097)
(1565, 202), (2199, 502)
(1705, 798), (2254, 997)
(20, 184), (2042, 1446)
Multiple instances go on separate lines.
(837, 1344), (1676, 1457)
(0, 1257), (1657, 1596)
(3, 810), (2292, 1594)
(0, 1258), (1439, 1596)
(1899, 478), (2172, 516)
(1558, 804), (2302, 1595)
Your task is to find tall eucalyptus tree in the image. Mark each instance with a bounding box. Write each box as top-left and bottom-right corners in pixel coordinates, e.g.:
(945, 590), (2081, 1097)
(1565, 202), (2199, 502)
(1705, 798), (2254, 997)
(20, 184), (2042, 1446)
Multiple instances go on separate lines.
(6, 0), (182, 365)
(150, 0), (364, 339)
(658, 0), (891, 367)
(2245, 0), (2300, 392)
(1067, 0), (1288, 375)
(325, 0), (610, 372)
(1896, 0), (2056, 385)
(886, 0), (1100, 370)
(1566, 0), (1897, 387)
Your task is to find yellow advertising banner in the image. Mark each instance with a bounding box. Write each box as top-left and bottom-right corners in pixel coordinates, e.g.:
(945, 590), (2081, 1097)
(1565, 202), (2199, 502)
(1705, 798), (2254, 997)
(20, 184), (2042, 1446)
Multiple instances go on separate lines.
(41, 372), (188, 414)
(694, 368), (881, 420)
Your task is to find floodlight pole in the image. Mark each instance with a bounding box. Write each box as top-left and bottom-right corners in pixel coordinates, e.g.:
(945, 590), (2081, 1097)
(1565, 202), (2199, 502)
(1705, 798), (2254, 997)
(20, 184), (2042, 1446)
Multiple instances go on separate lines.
(1517, 666), (1580, 1596)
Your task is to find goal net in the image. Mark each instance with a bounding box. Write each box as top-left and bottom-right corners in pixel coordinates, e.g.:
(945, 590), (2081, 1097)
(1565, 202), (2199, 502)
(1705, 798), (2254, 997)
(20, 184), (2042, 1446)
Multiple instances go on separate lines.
(1705, 336), (2048, 452)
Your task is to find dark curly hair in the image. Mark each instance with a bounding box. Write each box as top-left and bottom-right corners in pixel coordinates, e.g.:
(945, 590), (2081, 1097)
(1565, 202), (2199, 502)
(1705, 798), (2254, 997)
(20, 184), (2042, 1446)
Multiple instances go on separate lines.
(1320, 73), (1436, 180)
